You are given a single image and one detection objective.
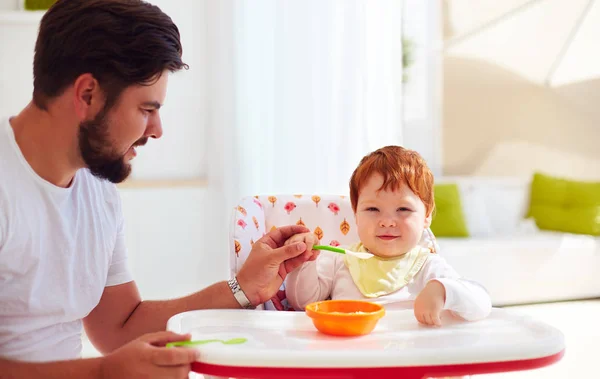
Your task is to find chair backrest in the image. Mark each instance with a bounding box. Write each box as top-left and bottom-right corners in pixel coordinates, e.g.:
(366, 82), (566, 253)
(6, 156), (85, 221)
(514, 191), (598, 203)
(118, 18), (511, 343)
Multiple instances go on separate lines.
(230, 194), (358, 310)
(229, 193), (439, 310)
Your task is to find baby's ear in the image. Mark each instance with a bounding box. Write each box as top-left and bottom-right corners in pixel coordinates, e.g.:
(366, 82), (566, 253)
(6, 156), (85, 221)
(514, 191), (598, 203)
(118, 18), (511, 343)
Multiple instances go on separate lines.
(424, 212), (432, 228)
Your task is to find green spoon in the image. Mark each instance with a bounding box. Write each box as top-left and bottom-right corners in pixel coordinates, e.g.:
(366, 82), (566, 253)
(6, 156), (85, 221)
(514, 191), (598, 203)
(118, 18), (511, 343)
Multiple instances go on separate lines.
(313, 245), (374, 259)
(166, 338), (248, 348)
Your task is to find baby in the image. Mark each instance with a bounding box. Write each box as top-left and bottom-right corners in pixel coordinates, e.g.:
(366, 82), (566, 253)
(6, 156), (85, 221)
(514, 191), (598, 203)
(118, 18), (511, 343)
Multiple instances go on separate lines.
(284, 146), (492, 326)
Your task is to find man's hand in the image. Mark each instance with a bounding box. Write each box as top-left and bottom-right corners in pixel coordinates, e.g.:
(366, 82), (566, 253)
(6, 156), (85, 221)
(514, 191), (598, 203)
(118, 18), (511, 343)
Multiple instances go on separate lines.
(236, 225), (319, 306)
(100, 331), (197, 379)
(413, 280), (446, 327)
(284, 232), (320, 255)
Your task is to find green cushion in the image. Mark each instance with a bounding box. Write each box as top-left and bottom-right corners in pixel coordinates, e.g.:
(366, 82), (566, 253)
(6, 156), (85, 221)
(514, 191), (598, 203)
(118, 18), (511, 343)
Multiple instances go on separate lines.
(527, 172), (600, 236)
(430, 183), (469, 237)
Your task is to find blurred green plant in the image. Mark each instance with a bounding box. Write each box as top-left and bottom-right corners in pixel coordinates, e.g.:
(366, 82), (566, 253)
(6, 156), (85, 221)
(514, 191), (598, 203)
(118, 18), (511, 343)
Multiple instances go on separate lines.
(402, 37), (414, 83)
(24, 0), (57, 11)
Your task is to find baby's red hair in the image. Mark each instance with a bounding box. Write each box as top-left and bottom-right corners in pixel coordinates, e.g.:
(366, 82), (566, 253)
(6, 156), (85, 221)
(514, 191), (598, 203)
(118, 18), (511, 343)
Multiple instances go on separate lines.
(349, 145), (435, 216)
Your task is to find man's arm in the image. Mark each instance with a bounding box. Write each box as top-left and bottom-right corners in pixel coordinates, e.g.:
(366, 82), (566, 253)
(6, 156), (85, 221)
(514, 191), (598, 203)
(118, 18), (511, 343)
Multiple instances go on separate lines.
(1, 331), (198, 379)
(83, 280), (240, 354)
(85, 225), (317, 354)
(0, 357), (103, 379)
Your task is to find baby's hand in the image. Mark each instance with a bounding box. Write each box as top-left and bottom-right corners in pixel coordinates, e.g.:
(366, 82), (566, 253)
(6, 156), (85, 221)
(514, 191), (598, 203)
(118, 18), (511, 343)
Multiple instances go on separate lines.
(413, 280), (446, 327)
(284, 232), (320, 262)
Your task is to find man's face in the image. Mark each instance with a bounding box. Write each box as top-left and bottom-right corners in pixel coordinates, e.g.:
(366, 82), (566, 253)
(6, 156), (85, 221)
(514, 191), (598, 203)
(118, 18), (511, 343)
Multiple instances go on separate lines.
(78, 73), (168, 183)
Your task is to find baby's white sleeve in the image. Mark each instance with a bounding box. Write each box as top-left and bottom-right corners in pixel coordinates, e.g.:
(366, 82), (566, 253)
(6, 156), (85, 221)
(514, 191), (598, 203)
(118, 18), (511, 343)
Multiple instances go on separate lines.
(285, 253), (338, 310)
(421, 255), (492, 321)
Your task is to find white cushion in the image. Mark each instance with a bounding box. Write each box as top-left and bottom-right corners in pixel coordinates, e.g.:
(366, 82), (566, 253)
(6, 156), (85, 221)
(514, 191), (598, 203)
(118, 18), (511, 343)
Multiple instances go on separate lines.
(437, 177), (531, 237)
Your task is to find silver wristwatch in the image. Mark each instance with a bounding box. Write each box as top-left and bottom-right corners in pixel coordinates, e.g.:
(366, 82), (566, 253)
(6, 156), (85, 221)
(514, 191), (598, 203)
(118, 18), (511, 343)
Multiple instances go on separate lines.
(227, 276), (255, 309)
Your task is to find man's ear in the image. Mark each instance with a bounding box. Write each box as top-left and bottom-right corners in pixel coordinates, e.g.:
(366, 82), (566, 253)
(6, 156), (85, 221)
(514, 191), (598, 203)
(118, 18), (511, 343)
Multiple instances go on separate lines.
(72, 73), (103, 120)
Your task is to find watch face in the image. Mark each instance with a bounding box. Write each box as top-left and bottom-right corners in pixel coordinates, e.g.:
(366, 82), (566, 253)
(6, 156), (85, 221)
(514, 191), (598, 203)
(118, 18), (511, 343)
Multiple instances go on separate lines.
(229, 279), (241, 291)
(228, 278), (253, 308)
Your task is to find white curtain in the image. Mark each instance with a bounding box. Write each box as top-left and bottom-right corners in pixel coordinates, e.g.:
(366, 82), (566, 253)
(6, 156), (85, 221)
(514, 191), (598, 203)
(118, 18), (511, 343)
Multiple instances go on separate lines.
(205, 0), (404, 255)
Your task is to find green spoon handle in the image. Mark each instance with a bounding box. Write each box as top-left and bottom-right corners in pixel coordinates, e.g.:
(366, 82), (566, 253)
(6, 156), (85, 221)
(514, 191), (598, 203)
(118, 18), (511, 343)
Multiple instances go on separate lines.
(166, 337), (247, 348)
(166, 340), (218, 348)
(313, 245), (345, 254)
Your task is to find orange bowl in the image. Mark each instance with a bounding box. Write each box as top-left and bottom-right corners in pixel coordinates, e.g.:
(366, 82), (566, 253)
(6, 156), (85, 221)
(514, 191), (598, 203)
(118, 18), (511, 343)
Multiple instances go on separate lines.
(305, 300), (385, 336)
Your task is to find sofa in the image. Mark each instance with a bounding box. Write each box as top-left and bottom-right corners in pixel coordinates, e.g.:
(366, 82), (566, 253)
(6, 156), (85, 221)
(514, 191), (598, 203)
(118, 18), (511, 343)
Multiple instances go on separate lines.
(433, 176), (600, 306)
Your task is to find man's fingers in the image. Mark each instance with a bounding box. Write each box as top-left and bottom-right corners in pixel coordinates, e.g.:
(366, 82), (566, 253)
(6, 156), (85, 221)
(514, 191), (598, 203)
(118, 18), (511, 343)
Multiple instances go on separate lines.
(305, 239), (318, 254)
(151, 346), (199, 366)
(278, 261), (288, 282)
(261, 225), (310, 248)
(308, 250), (320, 261)
(141, 331), (191, 346)
(273, 241), (307, 261)
(414, 309), (423, 324)
(424, 313), (435, 326)
(300, 249), (312, 261)
(278, 246), (321, 276)
(283, 253), (315, 276)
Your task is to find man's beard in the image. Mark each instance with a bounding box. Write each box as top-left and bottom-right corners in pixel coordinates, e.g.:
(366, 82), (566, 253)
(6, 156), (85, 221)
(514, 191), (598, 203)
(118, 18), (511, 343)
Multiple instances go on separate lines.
(78, 108), (147, 184)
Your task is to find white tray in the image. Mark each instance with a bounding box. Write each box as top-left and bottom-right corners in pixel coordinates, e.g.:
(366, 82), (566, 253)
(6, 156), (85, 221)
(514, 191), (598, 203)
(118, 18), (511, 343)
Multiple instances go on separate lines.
(166, 308), (564, 369)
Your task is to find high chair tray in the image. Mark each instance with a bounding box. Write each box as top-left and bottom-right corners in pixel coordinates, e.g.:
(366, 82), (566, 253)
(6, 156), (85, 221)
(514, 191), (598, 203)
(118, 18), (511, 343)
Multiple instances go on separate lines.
(166, 308), (564, 379)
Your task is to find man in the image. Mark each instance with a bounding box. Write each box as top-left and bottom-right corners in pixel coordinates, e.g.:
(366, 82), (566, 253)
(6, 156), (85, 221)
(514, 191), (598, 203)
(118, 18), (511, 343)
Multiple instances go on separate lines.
(0, 1), (318, 378)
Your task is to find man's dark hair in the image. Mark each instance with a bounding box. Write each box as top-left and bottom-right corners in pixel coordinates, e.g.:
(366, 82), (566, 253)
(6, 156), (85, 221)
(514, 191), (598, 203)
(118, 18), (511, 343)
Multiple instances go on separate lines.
(33, 0), (188, 110)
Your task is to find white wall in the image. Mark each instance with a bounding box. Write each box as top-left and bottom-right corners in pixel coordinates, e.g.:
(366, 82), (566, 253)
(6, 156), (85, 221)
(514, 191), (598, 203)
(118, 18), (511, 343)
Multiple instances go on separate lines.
(443, 56), (600, 180)
(0, 0), (207, 180)
(402, 0), (443, 176)
(0, 11), (39, 115)
(119, 187), (229, 300)
(130, 0), (207, 181)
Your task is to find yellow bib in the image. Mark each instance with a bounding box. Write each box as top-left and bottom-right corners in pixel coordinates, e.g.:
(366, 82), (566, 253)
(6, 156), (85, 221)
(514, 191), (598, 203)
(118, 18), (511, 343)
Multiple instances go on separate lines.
(343, 242), (431, 298)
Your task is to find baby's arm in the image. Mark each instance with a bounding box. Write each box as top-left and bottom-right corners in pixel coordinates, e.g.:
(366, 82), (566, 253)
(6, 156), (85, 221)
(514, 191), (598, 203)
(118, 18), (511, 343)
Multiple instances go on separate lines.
(285, 252), (338, 311)
(419, 255), (492, 322)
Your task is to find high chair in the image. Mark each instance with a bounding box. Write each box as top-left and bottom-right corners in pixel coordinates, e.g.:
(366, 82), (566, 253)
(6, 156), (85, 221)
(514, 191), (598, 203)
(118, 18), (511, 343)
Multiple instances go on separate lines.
(189, 194), (555, 379)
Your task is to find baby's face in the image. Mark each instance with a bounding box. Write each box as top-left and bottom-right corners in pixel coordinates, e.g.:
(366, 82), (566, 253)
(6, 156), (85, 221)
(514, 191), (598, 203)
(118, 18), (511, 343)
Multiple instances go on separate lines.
(354, 173), (431, 258)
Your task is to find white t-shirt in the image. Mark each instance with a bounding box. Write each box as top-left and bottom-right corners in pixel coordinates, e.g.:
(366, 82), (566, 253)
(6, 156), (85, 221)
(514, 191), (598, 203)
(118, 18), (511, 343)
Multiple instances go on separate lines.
(0, 117), (133, 362)
(286, 251), (492, 321)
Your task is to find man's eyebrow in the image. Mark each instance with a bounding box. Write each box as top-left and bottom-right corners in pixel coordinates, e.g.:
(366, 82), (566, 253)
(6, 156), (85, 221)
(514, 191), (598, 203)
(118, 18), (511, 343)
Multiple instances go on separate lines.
(141, 101), (162, 109)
